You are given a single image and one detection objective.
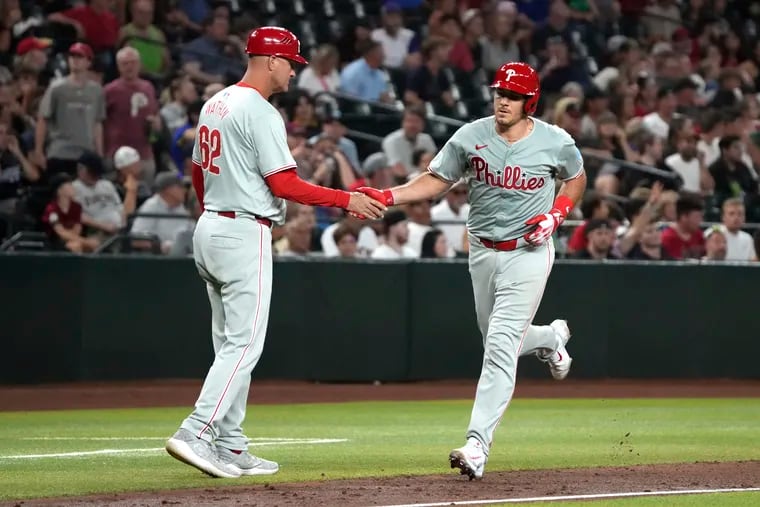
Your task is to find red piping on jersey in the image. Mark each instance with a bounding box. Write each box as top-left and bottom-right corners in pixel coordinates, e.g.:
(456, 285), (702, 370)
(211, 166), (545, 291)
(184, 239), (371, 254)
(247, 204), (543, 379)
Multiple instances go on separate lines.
(235, 81), (265, 96)
(192, 161), (205, 212)
(266, 169), (351, 208)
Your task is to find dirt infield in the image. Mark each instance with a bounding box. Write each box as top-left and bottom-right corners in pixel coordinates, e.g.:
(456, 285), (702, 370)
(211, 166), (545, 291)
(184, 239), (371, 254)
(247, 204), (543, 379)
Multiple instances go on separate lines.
(2, 379), (759, 506)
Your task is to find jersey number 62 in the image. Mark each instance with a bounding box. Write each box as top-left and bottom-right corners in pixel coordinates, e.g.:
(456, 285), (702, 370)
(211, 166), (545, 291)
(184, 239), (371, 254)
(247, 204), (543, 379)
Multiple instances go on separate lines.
(199, 125), (221, 175)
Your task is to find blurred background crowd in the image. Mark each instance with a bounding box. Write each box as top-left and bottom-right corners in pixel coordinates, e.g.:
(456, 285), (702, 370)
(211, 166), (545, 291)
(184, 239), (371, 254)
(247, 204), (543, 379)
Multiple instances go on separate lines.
(1, 0), (759, 262)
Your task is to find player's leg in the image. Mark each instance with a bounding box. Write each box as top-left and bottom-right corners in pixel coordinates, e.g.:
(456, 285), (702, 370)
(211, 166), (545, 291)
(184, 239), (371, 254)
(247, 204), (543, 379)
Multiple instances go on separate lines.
(449, 240), (498, 480)
(181, 217), (273, 445)
(459, 242), (555, 473)
(519, 324), (560, 356)
(165, 214), (241, 478)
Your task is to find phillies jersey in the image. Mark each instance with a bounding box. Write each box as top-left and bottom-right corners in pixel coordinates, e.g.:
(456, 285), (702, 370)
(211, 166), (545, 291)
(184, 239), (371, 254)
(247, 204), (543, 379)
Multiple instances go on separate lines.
(192, 83), (294, 226)
(428, 116), (584, 240)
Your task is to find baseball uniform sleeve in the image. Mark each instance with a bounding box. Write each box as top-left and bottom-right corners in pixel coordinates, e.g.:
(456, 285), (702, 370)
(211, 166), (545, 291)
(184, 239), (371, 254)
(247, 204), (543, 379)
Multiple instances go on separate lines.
(252, 112), (297, 177)
(556, 141), (585, 181)
(427, 129), (466, 182)
(191, 134), (201, 165)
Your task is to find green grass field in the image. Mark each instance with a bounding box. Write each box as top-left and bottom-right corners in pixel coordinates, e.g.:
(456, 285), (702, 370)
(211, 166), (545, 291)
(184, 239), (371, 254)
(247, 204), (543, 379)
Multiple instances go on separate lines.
(1, 398), (759, 505)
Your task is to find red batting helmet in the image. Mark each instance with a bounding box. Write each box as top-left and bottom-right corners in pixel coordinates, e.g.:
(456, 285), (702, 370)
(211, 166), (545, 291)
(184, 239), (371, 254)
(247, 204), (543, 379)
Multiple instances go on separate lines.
(490, 62), (540, 115)
(246, 26), (308, 65)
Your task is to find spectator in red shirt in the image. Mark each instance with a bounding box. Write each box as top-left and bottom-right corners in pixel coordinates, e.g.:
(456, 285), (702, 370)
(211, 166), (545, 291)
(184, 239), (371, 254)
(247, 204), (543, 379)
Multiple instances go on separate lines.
(566, 192), (610, 255)
(660, 193), (705, 259)
(41, 173), (99, 253)
(104, 46), (160, 184)
(48, 0), (119, 53)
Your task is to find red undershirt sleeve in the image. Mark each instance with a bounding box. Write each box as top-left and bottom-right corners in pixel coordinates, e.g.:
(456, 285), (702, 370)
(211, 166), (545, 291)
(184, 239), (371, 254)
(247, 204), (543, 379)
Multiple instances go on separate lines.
(265, 169), (351, 208)
(191, 161), (204, 212)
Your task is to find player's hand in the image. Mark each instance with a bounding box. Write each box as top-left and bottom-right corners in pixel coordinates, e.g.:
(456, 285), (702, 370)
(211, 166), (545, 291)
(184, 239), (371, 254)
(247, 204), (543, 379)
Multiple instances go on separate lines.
(523, 209), (564, 246)
(347, 192), (386, 220)
(356, 186), (394, 206)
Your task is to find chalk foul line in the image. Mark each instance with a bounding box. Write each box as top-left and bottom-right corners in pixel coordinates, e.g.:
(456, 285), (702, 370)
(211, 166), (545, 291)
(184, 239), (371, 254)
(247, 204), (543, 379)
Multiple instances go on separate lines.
(376, 487), (760, 507)
(1, 438), (348, 460)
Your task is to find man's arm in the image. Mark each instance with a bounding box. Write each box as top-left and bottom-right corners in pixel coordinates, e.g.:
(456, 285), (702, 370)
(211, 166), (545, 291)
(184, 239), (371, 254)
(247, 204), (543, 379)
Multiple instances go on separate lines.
(93, 121), (103, 156)
(182, 61), (223, 86)
(366, 172), (453, 206)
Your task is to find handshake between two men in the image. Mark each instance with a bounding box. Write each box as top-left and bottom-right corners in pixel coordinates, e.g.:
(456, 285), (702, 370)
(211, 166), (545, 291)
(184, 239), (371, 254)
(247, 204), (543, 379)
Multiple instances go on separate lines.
(345, 186), (395, 221)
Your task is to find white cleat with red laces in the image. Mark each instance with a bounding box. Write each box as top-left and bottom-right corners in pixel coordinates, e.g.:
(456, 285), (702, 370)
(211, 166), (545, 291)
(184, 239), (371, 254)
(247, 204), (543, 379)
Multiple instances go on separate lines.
(449, 437), (486, 480)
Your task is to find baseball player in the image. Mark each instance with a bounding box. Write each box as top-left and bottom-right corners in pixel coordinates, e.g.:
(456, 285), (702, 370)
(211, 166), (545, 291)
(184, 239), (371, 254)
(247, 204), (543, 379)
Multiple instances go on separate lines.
(358, 62), (586, 479)
(165, 26), (386, 479)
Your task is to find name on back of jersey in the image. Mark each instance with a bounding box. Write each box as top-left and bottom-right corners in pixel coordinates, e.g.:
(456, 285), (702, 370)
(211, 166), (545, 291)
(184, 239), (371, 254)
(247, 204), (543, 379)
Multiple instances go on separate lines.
(204, 99), (231, 120)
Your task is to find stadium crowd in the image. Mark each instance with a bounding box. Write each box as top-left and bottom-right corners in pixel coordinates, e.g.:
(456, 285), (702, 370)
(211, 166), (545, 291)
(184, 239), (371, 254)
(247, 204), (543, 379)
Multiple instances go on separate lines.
(0, 0), (759, 262)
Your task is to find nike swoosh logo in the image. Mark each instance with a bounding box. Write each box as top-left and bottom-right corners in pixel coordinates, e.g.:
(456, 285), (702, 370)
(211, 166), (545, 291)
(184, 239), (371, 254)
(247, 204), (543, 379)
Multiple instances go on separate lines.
(475, 144), (488, 150)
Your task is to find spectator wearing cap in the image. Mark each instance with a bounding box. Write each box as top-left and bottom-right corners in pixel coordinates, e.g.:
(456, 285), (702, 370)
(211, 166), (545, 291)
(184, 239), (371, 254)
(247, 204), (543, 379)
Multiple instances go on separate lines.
(431, 181), (469, 253)
(371, 209), (417, 259)
(0, 121), (39, 216)
(371, 3), (415, 69)
(118, 0), (170, 79)
(641, 86), (678, 140)
(404, 37), (455, 110)
(112, 145), (150, 215)
(719, 198), (757, 261)
(381, 105), (437, 178)
(296, 44), (340, 96)
(104, 47), (160, 185)
(73, 150), (124, 236)
(47, 0), (119, 54)
(130, 172), (192, 254)
(701, 226), (727, 262)
(571, 218), (619, 260)
(660, 193), (705, 260)
(41, 173), (99, 253)
(180, 15), (245, 86)
(14, 37), (51, 76)
(350, 152), (394, 192)
(339, 39), (392, 103)
(33, 42), (105, 177)
(308, 107), (360, 171)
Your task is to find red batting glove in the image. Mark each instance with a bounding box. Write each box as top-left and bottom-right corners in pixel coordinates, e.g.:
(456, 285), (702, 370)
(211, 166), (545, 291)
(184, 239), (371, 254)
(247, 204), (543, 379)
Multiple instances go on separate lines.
(523, 195), (574, 246)
(356, 186), (394, 206)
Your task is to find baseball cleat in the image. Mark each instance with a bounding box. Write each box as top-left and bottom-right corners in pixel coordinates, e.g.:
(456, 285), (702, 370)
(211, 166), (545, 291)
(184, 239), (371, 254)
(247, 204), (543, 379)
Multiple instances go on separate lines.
(546, 319), (572, 380)
(217, 446), (279, 476)
(165, 429), (241, 478)
(449, 438), (486, 480)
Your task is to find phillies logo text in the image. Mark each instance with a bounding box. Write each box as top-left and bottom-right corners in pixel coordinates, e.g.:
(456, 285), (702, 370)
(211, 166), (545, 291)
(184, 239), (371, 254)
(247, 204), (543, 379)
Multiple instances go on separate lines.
(470, 156), (546, 191)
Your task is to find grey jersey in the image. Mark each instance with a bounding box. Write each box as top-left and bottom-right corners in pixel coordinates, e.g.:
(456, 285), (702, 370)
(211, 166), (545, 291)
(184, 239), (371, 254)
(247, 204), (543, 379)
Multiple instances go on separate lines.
(192, 84), (292, 226)
(428, 116), (584, 240)
(38, 78), (106, 160)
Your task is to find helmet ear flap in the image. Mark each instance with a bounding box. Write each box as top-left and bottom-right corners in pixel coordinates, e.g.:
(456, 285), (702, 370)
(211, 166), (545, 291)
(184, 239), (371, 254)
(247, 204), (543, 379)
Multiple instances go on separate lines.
(524, 93), (540, 115)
